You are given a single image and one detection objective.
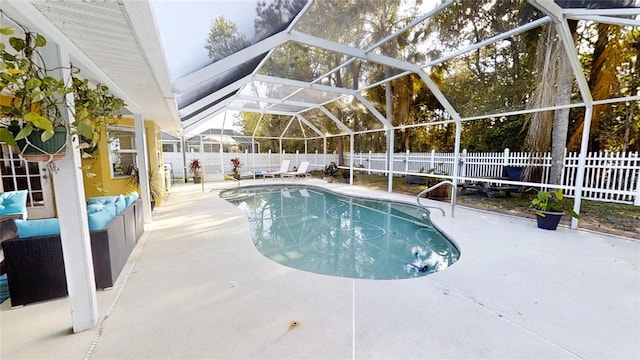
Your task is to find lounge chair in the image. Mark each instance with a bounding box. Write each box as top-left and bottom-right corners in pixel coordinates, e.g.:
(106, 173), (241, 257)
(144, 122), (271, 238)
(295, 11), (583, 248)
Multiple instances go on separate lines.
(281, 161), (310, 180)
(264, 160), (290, 179)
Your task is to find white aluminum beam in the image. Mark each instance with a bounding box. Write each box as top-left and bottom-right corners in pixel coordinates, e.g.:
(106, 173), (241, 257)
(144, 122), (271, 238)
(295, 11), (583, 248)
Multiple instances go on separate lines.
(253, 74), (359, 96)
(178, 74), (253, 118)
(422, 16), (551, 68)
(354, 93), (392, 128)
(181, 97), (236, 133)
(236, 95), (319, 109)
(562, 8), (640, 16)
(567, 15), (640, 27)
(172, 31), (291, 94)
(296, 115), (326, 138)
(319, 106), (354, 135)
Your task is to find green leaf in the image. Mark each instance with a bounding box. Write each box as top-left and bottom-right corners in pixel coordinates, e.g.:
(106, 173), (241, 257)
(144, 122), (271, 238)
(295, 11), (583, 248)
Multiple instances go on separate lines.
(26, 78), (41, 90)
(76, 119), (94, 139)
(15, 125), (32, 140)
(554, 189), (564, 200)
(23, 112), (54, 132)
(0, 128), (17, 146)
(31, 90), (45, 103)
(35, 34), (46, 47)
(0, 43), (4, 52)
(43, 76), (60, 86)
(40, 129), (55, 142)
(86, 172), (97, 178)
(0, 27), (15, 35)
(9, 37), (25, 52)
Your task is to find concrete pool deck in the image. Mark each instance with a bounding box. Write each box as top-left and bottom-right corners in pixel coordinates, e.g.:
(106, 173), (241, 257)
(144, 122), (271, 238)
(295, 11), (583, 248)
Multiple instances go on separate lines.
(1, 179), (639, 359)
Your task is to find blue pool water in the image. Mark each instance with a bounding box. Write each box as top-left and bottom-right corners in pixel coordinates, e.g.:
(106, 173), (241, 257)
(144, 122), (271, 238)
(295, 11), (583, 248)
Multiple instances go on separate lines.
(220, 185), (459, 280)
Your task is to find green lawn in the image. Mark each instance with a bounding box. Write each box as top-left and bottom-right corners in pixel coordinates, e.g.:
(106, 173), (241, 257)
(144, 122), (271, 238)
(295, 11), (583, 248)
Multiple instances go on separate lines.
(312, 172), (639, 239)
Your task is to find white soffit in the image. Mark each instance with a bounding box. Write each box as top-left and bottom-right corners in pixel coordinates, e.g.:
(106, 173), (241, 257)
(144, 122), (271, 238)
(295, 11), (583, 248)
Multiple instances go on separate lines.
(28, 0), (181, 133)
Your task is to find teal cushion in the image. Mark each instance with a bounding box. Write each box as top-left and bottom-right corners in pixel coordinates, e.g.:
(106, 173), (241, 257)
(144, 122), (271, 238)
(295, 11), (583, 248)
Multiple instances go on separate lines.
(88, 195), (126, 214)
(0, 190), (28, 216)
(87, 202), (117, 230)
(124, 191), (139, 207)
(14, 218), (60, 238)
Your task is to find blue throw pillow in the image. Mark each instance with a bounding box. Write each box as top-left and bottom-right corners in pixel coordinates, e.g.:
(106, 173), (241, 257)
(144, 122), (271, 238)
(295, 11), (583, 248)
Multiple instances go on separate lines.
(87, 202), (117, 230)
(14, 218), (60, 238)
(124, 191), (139, 207)
(0, 190), (28, 217)
(88, 195), (126, 214)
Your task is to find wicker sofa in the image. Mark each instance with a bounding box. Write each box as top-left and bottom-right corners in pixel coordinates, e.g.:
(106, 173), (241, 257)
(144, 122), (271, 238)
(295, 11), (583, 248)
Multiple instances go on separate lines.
(1, 197), (142, 307)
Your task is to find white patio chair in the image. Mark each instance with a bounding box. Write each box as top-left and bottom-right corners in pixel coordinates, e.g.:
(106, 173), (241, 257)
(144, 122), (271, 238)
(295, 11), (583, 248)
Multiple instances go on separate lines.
(264, 159), (290, 179)
(281, 161), (310, 180)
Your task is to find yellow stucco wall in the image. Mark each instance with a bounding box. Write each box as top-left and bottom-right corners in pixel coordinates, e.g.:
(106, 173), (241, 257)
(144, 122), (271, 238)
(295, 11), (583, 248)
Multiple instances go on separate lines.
(82, 118), (166, 205)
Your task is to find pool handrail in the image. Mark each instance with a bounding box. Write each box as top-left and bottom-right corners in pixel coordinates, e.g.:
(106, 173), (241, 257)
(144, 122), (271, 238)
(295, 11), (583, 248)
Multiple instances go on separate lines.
(416, 180), (455, 217)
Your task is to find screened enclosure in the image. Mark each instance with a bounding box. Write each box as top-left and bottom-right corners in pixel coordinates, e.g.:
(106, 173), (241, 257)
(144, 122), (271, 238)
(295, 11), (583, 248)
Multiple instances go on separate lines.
(171, 0), (640, 228)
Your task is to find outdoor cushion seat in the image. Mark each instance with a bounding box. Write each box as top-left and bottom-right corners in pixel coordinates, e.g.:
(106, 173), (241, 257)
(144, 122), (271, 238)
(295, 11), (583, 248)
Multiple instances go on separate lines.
(0, 190), (28, 220)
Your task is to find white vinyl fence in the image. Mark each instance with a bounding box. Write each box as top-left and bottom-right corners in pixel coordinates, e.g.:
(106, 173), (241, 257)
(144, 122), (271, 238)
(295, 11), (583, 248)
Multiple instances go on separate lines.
(162, 148), (639, 205)
(344, 149), (639, 205)
(163, 150), (337, 180)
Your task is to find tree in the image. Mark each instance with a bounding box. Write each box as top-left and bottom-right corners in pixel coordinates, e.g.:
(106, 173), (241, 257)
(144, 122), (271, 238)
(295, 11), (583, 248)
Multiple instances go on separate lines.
(204, 17), (250, 61)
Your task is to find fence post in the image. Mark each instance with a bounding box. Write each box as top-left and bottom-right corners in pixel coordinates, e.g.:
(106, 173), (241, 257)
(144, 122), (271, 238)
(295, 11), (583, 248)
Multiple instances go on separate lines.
(430, 149), (436, 170)
(503, 148), (510, 166)
(405, 150), (410, 173)
(296, 150), (299, 167)
(460, 149), (467, 182)
(368, 151), (372, 174)
(635, 166), (640, 206)
(245, 149), (249, 172)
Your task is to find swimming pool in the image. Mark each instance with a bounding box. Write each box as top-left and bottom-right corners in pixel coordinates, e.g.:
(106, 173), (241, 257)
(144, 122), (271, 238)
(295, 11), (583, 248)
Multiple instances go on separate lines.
(220, 185), (459, 280)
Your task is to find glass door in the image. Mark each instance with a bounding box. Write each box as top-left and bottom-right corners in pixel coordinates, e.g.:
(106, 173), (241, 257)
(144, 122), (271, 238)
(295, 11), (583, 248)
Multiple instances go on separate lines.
(0, 144), (55, 219)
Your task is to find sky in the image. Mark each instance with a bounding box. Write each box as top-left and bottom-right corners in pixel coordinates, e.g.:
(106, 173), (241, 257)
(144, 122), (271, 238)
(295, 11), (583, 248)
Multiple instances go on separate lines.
(151, 0), (261, 133)
(151, 0), (259, 81)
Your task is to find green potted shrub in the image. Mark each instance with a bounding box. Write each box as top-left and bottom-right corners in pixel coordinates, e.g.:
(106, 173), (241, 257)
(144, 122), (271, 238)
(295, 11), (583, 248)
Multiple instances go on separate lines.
(189, 158), (203, 183)
(530, 189), (580, 230)
(323, 162), (339, 183)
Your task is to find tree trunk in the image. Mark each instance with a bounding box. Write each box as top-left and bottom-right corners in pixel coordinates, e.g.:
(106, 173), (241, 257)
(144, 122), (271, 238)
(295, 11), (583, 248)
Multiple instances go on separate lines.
(550, 52), (572, 185)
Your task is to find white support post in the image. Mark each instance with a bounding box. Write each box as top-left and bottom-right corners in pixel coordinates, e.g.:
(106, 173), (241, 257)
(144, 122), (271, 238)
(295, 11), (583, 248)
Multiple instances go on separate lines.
(368, 151), (372, 174)
(45, 42), (98, 332)
(451, 121), (462, 217)
(323, 138), (327, 166)
(350, 133), (354, 184)
(387, 128), (394, 193)
(134, 113), (152, 224)
(504, 148), (510, 166)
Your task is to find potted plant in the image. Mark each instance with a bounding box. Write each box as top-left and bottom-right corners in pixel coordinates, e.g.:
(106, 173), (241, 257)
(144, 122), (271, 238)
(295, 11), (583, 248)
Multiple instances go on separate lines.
(0, 27), (124, 163)
(189, 158), (203, 183)
(323, 162), (339, 183)
(127, 165), (164, 209)
(230, 157), (241, 180)
(530, 189), (580, 230)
